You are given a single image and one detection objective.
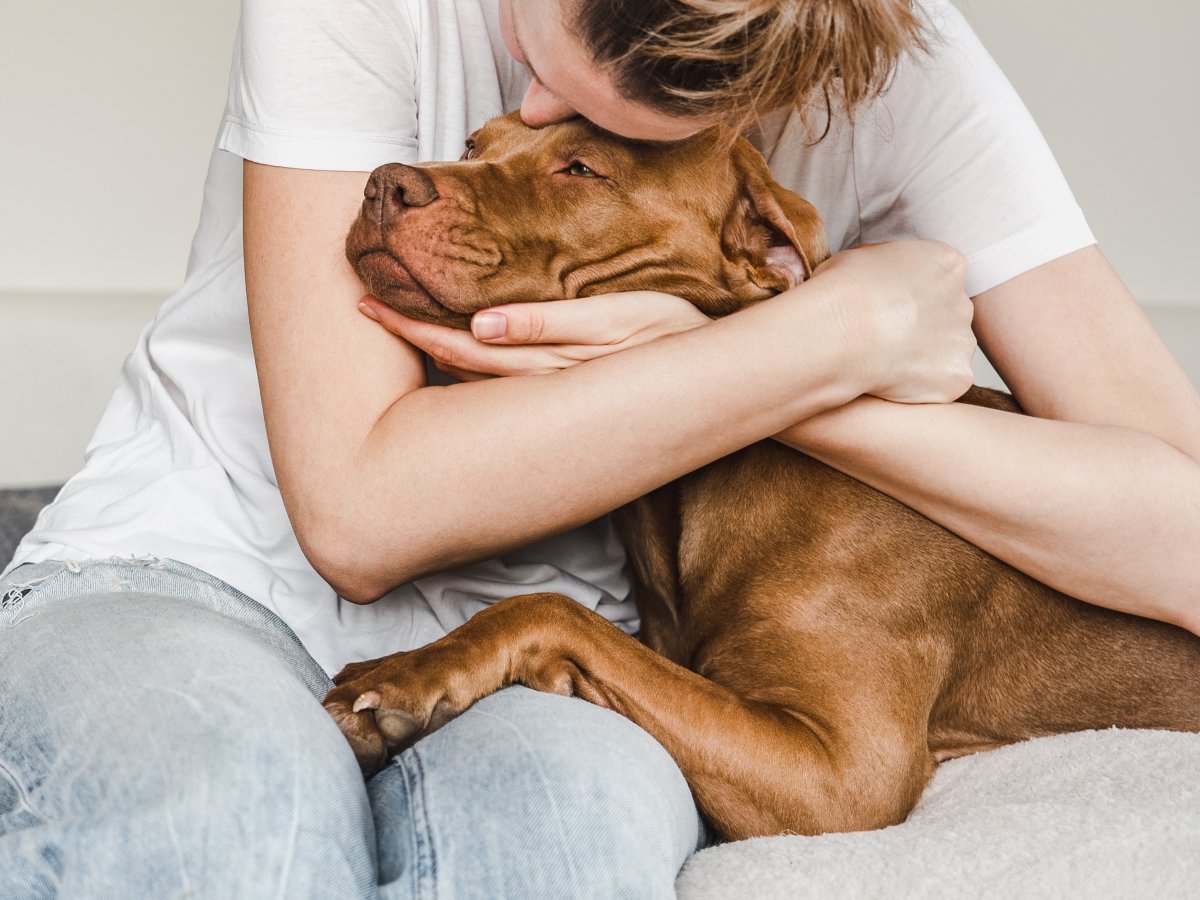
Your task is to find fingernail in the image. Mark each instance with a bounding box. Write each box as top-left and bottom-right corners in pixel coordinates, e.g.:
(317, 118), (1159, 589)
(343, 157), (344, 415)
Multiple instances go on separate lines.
(358, 302), (380, 322)
(472, 312), (506, 340)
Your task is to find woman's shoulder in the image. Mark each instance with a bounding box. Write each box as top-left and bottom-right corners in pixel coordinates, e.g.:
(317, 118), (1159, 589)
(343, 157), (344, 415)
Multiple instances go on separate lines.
(223, 0), (526, 170)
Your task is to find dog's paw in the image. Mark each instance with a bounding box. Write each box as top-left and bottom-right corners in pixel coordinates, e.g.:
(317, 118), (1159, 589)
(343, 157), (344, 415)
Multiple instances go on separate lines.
(324, 646), (482, 771)
(322, 693), (389, 777)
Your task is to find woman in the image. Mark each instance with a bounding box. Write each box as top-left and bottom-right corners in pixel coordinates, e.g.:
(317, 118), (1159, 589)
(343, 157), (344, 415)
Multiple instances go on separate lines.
(3, 0), (1198, 896)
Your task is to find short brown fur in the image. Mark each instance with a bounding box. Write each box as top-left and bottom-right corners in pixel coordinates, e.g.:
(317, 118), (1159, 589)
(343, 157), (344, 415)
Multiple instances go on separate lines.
(330, 113), (1200, 841)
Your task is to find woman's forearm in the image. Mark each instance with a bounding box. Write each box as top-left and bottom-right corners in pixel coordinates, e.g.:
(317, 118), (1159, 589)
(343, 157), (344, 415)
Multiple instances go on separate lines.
(329, 281), (862, 601)
(777, 398), (1200, 634)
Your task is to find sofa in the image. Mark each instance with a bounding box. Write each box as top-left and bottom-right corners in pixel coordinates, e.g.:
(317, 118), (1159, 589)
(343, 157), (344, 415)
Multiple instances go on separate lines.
(3, 487), (1197, 897)
(0, 486), (58, 572)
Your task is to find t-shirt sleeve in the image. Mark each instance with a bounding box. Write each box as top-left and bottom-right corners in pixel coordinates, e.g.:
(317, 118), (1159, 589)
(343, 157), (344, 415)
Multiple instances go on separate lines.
(218, 0), (420, 172)
(853, 0), (1095, 296)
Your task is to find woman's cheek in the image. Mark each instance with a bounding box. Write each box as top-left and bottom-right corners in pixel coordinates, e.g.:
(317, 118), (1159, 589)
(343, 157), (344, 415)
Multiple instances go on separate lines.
(497, 0), (523, 62)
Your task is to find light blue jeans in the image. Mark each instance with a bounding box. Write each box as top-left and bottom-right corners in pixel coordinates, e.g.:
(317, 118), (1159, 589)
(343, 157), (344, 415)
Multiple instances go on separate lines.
(0, 557), (706, 899)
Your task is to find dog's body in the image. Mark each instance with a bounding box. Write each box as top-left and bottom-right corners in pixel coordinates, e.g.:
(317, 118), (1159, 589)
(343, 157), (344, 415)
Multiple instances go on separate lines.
(326, 113), (1200, 840)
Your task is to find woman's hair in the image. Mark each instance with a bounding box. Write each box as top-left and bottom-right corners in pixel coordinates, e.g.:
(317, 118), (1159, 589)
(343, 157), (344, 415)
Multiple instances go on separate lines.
(566, 0), (928, 132)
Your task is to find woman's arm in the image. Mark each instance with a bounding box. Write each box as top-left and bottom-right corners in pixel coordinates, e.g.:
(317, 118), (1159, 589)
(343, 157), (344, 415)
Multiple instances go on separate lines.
(778, 246), (1200, 634)
(243, 162), (974, 604)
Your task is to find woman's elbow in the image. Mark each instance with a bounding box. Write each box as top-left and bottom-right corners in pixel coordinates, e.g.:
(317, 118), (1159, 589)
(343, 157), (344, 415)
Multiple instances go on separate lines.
(295, 511), (422, 605)
(295, 528), (378, 604)
(283, 464), (488, 604)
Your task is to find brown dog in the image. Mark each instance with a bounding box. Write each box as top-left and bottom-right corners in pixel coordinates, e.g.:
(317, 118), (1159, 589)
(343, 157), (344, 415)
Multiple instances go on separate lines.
(327, 112), (1200, 841)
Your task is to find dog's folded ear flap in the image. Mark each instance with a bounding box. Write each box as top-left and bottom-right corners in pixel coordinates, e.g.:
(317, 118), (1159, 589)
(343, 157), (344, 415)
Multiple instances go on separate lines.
(722, 139), (830, 297)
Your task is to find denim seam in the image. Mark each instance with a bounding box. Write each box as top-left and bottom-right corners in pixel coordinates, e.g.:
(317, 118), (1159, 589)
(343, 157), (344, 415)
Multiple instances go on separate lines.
(274, 699), (304, 900)
(5, 557), (331, 699)
(162, 792), (194, 896)
(0, 756), (48, 827)
(471, 705), (589, 896)
(403, 751), (438, 900)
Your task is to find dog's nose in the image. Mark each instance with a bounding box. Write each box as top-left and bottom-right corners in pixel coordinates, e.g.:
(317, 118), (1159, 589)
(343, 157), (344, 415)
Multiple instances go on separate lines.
(364, 163), (439, 224)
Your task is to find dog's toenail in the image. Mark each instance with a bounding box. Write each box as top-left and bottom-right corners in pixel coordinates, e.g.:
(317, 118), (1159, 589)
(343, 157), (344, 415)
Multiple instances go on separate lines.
(353, 691), (382, 712)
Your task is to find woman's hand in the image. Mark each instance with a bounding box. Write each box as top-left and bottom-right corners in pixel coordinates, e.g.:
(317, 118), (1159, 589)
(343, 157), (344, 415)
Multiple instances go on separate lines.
(813, 239), (977, 404)
(358, 290), (710, 381)
(357, 238), (974, 400)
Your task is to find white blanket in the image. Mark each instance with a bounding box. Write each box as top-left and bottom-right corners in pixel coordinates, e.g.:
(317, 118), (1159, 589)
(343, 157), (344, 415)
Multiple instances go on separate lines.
(677, 729), (1200, 899)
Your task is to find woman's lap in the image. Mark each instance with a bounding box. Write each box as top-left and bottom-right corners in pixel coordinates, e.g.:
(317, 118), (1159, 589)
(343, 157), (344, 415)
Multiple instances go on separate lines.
(372, 686), (704, 900)
(0, 557), (376, 898)
(0, 558), (703, 899)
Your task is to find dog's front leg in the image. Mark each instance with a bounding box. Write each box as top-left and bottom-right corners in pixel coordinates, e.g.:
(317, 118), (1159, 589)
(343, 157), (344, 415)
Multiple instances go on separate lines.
(325, 592), (933, 841)
(323, 592), (589, 776)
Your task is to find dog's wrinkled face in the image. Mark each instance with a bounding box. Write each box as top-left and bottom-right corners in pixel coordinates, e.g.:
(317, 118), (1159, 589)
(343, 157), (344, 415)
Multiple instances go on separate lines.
(345, 112), (828, 328)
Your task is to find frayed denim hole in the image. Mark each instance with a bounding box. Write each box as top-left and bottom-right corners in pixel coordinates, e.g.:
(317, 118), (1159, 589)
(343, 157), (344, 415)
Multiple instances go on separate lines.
(1, 584), (30, 606)
(0, 567), (62, 627)
(1, 584), (32, 627)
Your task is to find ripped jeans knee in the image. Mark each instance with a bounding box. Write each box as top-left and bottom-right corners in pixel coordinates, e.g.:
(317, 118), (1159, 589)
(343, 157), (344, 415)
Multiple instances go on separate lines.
(0, 564), (63, 627)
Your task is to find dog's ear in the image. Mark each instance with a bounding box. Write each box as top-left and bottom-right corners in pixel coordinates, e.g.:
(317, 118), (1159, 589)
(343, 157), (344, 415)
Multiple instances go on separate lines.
(720, 139), (830, 300)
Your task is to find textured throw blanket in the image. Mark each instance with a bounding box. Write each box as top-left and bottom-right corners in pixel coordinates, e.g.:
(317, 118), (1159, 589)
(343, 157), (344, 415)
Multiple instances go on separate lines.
(678, 728), (1200, 899)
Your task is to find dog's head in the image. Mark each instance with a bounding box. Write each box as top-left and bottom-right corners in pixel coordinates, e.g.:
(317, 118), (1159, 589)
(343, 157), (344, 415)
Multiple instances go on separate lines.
(345, 112), (828, 328)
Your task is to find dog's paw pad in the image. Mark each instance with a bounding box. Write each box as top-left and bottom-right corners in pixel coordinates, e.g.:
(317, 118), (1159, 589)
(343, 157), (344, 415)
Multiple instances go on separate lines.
(376, 708), (422, 745)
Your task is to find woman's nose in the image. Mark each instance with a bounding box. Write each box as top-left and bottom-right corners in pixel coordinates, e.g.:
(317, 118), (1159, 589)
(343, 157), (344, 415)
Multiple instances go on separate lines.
(519, 78), (577, 127)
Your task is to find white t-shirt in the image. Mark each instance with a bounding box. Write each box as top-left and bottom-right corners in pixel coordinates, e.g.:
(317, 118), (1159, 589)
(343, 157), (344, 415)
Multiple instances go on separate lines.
(4, 0), (1093, 675)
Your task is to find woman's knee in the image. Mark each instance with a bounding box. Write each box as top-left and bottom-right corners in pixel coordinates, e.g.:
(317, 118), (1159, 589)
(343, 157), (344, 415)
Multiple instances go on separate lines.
(371, 686), (703, 899)
(0, 591), (376, 895)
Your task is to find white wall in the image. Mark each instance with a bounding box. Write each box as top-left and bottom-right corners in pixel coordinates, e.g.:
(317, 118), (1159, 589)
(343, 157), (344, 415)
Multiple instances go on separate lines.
(959, 0), (1200, 306)
(1, 0), (1198, 486)
(0, 0), (1195, 302)
(0, 0), (240, 294)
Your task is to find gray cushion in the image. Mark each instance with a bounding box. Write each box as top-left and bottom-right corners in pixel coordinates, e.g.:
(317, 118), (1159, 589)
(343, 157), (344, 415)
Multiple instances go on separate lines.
(0, 486), (60, 570)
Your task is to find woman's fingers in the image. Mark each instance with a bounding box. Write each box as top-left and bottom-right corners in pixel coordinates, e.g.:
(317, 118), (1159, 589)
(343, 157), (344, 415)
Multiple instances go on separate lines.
(471, 292), (709, 346)
(358, 295), (605, 377)
(433, 361), (496, 382)
(357, 296), (417, 335)
(469, 297), (615, 345)
(357, 291), (711, 378)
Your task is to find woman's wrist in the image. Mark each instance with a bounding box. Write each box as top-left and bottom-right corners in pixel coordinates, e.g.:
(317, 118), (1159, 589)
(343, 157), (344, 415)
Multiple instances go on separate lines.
(802, 240), (977, 405)
(794, 271), (886, 402)
(707, 275), (873, 424)
(774, 394), (879, 458)
(754, 268), (888, 409)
